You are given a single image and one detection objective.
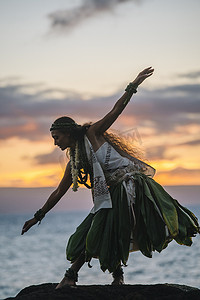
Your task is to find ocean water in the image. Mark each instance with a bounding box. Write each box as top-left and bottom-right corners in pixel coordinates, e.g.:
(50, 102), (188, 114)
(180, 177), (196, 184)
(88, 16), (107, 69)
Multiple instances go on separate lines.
(0, 207), (200, 299)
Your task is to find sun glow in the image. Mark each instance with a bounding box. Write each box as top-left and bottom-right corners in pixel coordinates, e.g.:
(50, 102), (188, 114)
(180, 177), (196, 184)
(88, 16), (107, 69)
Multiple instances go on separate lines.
(0, 130), (199, 187)
(0, 137), (64, 187)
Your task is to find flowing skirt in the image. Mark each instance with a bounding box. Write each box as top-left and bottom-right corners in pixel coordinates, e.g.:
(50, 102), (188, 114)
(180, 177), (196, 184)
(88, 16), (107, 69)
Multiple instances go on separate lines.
(66, 173), (199, 273)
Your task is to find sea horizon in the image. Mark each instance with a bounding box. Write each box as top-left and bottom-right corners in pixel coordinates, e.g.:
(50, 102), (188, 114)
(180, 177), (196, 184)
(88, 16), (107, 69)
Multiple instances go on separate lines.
(0, 185), (200, 215)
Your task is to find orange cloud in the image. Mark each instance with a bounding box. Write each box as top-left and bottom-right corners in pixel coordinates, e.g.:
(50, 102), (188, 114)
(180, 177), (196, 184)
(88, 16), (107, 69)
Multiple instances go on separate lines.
(155, 167), (200, 185)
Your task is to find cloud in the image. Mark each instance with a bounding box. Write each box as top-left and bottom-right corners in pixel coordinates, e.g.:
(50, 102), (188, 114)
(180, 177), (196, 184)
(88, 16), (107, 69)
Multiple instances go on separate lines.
(34, 148), (61, 165)
(177, 139), (200, 147)
(34, 148), (69, 167)
(145, 145), (170, 160)
(0, 81), (114, 140)
(178, 71), (200, 79)
(0, 82), (98, 140)
(48, 0), (141, 32)
(132, 84), (200, 133)
(155, 167), (200, 186)
(143, 136), (200, 161)
(157, 167), (200, 177)
(0, 78), (200, 142)
(145, 137), (200, 161)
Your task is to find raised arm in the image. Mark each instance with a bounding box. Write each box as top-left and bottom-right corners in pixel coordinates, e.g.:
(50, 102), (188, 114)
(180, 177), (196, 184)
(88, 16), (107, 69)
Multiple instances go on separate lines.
(89, 67), (154, 135)
(21, 162), (72, 235)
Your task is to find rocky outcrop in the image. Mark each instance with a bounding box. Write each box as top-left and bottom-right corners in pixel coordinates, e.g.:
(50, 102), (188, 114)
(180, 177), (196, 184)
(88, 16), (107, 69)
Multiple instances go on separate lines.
(5, 283), (200, 300)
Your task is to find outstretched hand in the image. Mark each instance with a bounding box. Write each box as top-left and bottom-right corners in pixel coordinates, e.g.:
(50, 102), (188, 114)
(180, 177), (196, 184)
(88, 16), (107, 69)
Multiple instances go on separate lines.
(132, 67), (154, 87)
(21, 217), (38, 235)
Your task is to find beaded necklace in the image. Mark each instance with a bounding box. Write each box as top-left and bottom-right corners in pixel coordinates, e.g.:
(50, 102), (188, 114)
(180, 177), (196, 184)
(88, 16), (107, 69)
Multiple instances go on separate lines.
(70, 141), (80, 191)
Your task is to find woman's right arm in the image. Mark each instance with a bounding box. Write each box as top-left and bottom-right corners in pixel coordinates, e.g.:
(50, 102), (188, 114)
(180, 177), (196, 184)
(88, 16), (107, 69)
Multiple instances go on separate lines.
(21, 162), (72, 235)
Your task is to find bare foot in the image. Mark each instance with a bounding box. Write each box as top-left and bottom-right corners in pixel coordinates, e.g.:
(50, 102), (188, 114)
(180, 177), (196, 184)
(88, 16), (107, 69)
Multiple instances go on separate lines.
(55, 276), (76, 289)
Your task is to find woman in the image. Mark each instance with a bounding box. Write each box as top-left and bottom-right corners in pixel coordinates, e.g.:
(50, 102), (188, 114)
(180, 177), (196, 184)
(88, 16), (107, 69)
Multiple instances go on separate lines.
(21, 67), (199, 288)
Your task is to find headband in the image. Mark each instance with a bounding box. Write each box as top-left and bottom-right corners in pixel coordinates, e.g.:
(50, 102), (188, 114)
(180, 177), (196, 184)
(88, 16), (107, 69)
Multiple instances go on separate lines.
(50, 122), (80, 131)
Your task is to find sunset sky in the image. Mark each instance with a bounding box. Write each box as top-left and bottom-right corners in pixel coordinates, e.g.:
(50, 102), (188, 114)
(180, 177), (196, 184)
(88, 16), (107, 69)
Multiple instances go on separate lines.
(0, 0), (200, 190)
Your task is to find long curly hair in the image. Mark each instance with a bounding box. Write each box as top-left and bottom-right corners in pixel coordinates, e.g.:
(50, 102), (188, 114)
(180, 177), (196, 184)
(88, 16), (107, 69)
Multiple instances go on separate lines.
(103, 130), (143, 161)
(50, 116), (143, 189)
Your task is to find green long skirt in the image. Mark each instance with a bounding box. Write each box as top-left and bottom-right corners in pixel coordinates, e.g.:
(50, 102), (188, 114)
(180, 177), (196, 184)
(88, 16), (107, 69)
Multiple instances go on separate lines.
(66, 173), (199, 273)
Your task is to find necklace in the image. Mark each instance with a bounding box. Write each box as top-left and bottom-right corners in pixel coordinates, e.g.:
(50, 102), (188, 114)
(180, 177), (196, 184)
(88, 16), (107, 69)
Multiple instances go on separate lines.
(70, 141), (79, 191)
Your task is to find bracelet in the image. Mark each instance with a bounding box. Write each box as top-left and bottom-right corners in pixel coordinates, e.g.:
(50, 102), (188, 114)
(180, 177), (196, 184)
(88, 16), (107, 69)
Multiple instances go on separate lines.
(125, 82), (138, 94)
(123, 82), (138, 106)
(34, 209), (45, 223)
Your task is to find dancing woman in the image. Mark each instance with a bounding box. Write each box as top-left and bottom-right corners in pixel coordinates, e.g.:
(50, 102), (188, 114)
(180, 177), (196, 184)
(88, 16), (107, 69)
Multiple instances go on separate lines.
(21, 67), (199, 288)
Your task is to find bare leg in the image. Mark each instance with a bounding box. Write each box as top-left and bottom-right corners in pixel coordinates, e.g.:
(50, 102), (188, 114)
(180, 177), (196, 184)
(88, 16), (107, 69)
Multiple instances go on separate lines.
(56, 252), (85, 289)
(111, 265), (124, 285)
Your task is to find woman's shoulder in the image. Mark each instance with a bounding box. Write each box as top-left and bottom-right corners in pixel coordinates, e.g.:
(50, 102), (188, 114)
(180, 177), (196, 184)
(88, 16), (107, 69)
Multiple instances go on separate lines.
(85, 129), (106, 152)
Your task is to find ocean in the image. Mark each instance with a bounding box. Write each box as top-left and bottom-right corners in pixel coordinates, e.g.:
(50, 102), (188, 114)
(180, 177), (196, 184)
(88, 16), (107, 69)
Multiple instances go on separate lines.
(0, 207), (200, 299)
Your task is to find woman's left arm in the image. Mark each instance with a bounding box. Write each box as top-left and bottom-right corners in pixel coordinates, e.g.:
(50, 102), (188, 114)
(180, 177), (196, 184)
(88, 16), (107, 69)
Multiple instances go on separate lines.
(90, 67), (154, 135)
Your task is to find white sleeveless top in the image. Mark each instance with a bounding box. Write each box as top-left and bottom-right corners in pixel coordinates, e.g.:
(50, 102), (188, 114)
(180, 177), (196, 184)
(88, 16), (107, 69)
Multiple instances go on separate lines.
(84, 136), (137, 213)
(95, 142), (130, 171)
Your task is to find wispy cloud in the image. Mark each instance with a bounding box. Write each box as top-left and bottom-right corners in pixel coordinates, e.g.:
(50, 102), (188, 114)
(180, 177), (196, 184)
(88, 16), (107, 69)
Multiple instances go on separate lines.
(158, 167), (200, 177)
(178, 70), (200, 79)
(146, 138), (200, 161)
(33, 148), (68, 168)
(177, 139), (200, 146)
(34, 148), (62, 165)
(48, 0), (142, 32)
(145, 145), (173, 161)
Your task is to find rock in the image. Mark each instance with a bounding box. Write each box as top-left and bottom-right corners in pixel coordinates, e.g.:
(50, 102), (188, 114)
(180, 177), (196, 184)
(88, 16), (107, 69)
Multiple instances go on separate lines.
(4, 283), (200, 300)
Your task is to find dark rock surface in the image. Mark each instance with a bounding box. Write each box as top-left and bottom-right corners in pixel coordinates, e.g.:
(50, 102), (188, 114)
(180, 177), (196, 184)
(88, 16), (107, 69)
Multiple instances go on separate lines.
(4, 283), (200, 300)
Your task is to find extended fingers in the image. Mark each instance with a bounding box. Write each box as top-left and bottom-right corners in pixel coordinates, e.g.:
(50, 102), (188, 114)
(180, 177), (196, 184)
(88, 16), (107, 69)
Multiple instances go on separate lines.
(21, 227), (26, 235)
(139, 67), (154, 75)
(21, 221), (29, 235)
(133, 67), (154, 86)
(21, 226), (27, 235)
(144, 71), (154, 78)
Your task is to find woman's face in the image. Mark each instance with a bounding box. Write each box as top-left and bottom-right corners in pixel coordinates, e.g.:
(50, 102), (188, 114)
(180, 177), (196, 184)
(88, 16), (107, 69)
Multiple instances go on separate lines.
(51, 130), (73, 150)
